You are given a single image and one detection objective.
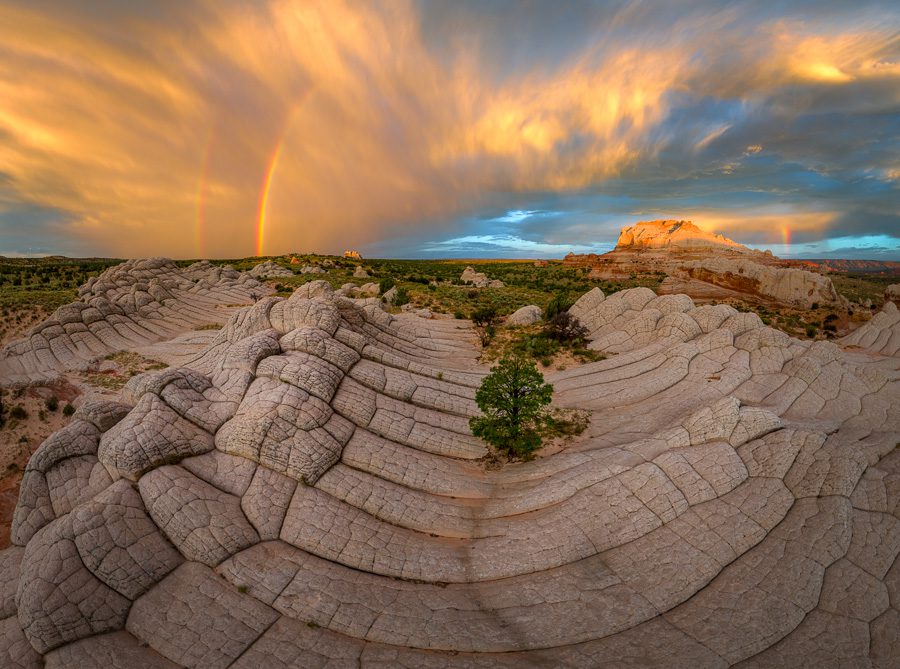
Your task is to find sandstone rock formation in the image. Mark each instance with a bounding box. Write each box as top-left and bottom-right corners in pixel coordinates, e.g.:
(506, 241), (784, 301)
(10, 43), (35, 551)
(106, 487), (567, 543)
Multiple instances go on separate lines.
(885, 284), (900, 304)
(248, 261), (292, 278)
(0, 274), (897, 668)
(461, 266), (504, 288)
(299, 265), (325, 275)
(382, 286), (398, 304)
(840, 301), (900, 357)
(343, 250), (363, 259)
(616, 220), (751, 252)
(674, 258), (846, 308)
(506, 305), (542, 326)
(0, 259), (264, 385)
(565, 220), (845, 308)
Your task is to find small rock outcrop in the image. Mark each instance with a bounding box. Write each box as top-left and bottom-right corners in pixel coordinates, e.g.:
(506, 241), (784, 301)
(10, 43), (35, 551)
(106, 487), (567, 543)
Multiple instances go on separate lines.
(506, 305), (543, 326)
(840, 300), (900, 356)
(299, 265), (325, 274)
(343, 250), (363, 259)
(353, 266), (369, 279)
(885, 284), (900, 304)
(382, 286), (398, 304)
(461, 266), (504, 288)
(248, 261), (292, 278)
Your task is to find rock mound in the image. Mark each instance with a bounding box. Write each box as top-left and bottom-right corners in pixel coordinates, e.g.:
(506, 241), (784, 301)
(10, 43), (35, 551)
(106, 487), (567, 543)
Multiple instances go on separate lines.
(566, 219), (845, 309)
(299, 265), (325, 275)
(506, 305), (542, 326)
(0, 275), (897, 667)
(461, 266), (504, 288)
(0, 259), (263, 385)
(248, 261), (292, 278)
(616, 220), (750, 252)
(885, 284), (900, 303)
(674, 257), (845, 308)
(840, 301), (900, 357)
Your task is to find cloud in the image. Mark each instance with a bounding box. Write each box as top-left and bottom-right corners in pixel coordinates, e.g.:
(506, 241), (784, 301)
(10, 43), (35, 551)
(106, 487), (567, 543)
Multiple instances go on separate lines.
(0, 0), (898, 258)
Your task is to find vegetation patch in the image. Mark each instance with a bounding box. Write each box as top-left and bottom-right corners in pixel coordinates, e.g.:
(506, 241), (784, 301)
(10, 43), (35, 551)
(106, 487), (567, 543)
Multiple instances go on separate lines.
(470, 354), (588, 461)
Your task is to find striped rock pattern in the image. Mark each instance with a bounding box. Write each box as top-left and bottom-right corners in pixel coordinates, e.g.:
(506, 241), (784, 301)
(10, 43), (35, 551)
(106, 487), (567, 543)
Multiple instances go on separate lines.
(0, 258), (264, 385)
(0, 280), (897, 668)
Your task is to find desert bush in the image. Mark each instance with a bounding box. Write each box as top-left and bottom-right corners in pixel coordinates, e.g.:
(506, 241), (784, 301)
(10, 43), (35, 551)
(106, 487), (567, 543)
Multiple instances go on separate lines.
(472, 305), (499, 346)
(62, 403), (75, 417)
(545, 312), (588, 343)
(45, 396), (59, 411)
(471, 305), (498, 328)
(393, 286), (410, 306)
(544, 292), (574, 320)
(378, 277), (395, 293)
(10, 405), (28, 420)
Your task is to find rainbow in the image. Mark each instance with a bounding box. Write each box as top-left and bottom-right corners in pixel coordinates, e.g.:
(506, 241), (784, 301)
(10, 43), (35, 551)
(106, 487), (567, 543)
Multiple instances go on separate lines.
(195, 126), (214, 258)
(255, 137), (287, 258)
(255, 90), (314, 257)
(781, 225), (792, 247)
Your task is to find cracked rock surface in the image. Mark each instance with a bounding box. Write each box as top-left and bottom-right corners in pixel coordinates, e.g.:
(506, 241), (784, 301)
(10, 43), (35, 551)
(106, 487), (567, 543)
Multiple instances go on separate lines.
(0, 258), (264, 384)
(0, 278), (898, 667)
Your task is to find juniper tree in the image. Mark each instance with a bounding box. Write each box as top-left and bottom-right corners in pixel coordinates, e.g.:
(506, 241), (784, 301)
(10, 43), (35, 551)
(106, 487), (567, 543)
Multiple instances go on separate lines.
(470, 353), (553, 457)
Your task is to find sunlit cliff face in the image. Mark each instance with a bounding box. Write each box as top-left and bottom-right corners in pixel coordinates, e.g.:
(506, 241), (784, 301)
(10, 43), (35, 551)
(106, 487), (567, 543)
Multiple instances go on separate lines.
(0, 0), (898, 258)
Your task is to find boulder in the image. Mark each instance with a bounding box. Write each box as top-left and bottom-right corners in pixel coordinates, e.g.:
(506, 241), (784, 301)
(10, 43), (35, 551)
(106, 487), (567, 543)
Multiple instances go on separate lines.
(885, 284), (900, 304)
(506, 305), (543, 326)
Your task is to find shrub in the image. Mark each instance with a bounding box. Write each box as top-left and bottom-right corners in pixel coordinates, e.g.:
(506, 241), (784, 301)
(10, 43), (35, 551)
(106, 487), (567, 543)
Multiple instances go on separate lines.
(379, 277), (395, 293)
(45, 396), (59, 411)
(544, 293), (574, 320)
(545, 312), (588, 343)
(394, 286), (410, 306)
(62, 403), (76, 417)
(513, 333), (559, 360)
(471, 305), (498, 346)
(471, 305), (498, 328)
(10, 405), (28, 420)
(805, 325), (817, 338)
(469, 354), (553, 458)
(453, 310), (465, 319)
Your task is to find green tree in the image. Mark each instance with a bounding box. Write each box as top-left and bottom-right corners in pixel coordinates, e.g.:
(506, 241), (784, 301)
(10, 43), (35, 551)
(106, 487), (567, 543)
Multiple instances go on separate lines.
(470, 354), (553, 458)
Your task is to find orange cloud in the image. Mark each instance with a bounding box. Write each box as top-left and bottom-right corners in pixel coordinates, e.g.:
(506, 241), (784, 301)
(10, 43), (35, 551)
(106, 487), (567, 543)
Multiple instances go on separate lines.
(0, 1), (895, 257)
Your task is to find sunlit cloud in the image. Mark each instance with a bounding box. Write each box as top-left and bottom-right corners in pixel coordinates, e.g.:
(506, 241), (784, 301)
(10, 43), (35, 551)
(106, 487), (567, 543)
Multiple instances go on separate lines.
(0, 0), (897, 258)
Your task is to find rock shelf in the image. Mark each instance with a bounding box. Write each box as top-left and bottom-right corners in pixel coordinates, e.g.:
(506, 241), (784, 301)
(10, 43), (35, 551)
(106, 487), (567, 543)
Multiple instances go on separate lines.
(0, 275), (897, 668)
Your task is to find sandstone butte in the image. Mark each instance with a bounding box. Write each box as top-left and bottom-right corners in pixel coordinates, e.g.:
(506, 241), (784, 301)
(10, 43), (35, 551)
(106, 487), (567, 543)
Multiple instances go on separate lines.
(0, 258), (898, 668)
(565, 220), (847, 309)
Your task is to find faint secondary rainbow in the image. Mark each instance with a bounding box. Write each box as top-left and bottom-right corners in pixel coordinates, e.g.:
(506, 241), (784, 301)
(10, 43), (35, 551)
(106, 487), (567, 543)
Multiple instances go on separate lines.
(195, 126), (214, 258)
(255, 90), (314, 257)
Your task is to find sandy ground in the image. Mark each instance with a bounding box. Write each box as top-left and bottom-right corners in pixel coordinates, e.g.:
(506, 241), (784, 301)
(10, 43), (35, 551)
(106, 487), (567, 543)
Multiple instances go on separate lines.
(0, 378), (81, 548)
(0, 306), (48, 348)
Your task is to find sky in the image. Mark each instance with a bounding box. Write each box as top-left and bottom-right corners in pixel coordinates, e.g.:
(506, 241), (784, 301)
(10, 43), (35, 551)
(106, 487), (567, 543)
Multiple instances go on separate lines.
(0, 0), (898, 260)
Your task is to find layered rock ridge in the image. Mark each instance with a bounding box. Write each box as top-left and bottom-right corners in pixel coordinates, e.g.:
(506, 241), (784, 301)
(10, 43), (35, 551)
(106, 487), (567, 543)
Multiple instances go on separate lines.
(0, 280), (897, 668)
(0, 258), (265, 385)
